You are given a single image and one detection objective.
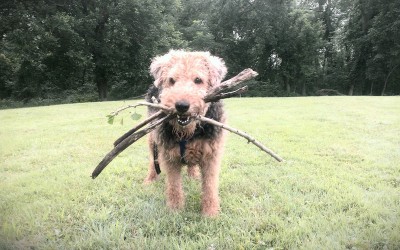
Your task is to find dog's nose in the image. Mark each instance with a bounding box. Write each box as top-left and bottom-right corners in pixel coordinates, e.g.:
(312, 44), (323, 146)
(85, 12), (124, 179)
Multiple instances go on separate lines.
(175, 100), (190, 113)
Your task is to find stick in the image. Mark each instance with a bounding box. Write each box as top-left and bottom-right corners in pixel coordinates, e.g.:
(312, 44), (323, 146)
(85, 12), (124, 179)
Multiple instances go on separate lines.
(111, 84), (244, 147)
(110, 101), (171, 147)
(204, 86), (248, 103)
(204, 68), (258, 102)
(109, 68), (257, 119)
(110, 103), (171, 147)
(92, 115), (172, 179)
(93, 68), (278, 178)
(113, 110), (166, 146)
(196, 115), (283, 162)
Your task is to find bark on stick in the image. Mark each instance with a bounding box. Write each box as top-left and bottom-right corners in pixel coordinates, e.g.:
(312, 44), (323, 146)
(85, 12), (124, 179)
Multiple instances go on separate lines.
(196, 115), (283, 162)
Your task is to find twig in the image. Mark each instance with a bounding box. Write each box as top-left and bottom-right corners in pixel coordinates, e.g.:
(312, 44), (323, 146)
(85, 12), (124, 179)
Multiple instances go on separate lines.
(110, 104), (139, 117)
(110, 102), (172, 117)
(136, 102), (172, 113)
(92, 115), (173, 179)
(196, 115), (283, 162)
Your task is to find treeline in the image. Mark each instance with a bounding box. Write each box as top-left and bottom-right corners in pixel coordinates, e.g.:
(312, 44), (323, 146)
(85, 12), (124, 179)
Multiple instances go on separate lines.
(1, 0), (399, 104)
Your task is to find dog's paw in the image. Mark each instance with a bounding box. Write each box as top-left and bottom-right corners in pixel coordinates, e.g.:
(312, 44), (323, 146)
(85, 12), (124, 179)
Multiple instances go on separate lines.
(167, 196), (185, 210)
(202, 197), (220, 217)
(143, 173), (159, 185)
(202, 207), (220, 217)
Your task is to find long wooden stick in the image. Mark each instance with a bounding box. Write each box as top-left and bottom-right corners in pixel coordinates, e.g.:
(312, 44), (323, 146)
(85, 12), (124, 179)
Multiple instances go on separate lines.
(113, 110), (165, 146)
(197, 116), (283, 162)
(92, 68), (283, 178)
(111, 68), (257, 140)
(92, 115), (172, 179)
(110, 68), (256, 148)
(204, 86), (248, 103)
(204, 68), (258, 102)
(92, 112), (283, 178)
(109, 68), (257, 119)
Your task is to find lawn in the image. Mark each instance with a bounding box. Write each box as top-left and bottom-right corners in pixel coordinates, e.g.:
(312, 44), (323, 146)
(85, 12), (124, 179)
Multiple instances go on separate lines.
(1, 97), (399, 249)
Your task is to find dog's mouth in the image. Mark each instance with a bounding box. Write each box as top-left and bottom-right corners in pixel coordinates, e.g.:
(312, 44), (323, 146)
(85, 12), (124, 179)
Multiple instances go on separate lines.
(176, 114), (192, 126)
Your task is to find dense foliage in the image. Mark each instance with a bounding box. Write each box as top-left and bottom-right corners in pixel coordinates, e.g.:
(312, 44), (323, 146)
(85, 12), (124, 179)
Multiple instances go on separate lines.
(0, 0), (399, 103)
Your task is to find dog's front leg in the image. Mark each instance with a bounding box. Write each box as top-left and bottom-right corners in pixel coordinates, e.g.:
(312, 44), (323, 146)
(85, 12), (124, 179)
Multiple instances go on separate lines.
(144, 132), (159, 184)
(200, 153), (222, 217)
(163, 156), (185, 210)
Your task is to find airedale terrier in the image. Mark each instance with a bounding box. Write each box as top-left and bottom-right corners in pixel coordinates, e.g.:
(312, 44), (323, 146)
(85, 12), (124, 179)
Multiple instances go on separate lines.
(144, 50), (227, 217)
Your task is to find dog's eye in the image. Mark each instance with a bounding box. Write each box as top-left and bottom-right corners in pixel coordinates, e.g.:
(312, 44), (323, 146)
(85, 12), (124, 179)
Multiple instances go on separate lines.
(169, 78), (176, 85)
(194, 77), (203, 84)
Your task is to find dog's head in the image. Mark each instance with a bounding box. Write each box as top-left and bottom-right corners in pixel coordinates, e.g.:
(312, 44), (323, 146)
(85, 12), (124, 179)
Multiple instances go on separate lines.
(150, 50), (227, 138)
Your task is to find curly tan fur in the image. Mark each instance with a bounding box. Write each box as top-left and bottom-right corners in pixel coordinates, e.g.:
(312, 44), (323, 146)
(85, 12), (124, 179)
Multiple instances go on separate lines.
(144, 50), (227, 217)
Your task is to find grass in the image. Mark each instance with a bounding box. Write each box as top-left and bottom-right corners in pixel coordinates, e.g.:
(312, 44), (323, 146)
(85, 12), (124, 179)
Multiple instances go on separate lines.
(0, 96), (399, 249)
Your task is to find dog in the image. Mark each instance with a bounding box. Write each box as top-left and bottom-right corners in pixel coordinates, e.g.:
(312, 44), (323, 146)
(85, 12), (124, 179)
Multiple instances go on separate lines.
(143, 50), (227, 217)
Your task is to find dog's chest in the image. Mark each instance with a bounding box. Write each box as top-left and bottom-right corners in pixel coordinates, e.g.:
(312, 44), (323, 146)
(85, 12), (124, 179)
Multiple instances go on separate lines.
(182, 142), (204, 165)
(161, 139), (208, 165)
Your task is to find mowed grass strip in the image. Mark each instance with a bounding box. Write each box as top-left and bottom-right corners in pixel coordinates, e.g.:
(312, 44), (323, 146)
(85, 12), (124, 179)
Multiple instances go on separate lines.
(0, 97), (399, 249)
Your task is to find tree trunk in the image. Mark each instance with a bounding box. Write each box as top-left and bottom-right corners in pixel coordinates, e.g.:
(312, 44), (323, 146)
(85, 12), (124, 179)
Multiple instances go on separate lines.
(96, 70), (108, 100)
(348, 83), (354, 96)
(93, 9), (110, 100)
(359, 0), (369, 95)
(369, 81), (374, 95)
(381, 64), (399, 96)
(81, 66), (86, 87)
(98, 82), (108, 100)
(284, 76), (290, 94)
(302, 81), (306, 96)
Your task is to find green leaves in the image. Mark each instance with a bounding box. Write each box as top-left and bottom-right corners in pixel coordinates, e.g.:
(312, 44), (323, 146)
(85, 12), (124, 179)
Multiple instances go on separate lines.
(107, 115), (115, 125)
(107, 109), (142, 125)
(131, 112), (142, 121)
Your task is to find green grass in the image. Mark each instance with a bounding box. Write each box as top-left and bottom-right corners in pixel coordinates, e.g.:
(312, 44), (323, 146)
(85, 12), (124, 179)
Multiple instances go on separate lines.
(1, 97), (399, 249)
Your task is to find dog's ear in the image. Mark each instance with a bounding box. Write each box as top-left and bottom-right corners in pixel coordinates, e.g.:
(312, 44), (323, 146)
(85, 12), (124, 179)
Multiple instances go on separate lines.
(207, 54), (227, 86)
(150, 52), (171, 87)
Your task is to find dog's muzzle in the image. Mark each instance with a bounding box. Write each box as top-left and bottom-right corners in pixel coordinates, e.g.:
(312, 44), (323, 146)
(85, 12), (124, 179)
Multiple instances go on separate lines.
(175, 100), (192, 126)
(177, 114), (191, 126)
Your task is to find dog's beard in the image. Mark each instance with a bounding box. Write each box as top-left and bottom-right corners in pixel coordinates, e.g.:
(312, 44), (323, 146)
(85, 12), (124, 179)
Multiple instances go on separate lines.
(171, 119), (197, 140)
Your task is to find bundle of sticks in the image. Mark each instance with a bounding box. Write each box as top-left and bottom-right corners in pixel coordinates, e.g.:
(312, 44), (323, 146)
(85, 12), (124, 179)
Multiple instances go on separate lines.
(92, 69), (283, 179)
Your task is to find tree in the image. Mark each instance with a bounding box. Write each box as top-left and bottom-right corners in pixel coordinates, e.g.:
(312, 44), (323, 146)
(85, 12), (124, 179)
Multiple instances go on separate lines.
(367, 0), (400, 95)
(343, 0), (400, 95)
(1, 0), (399, 103)
(0, 0), (186, 101)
